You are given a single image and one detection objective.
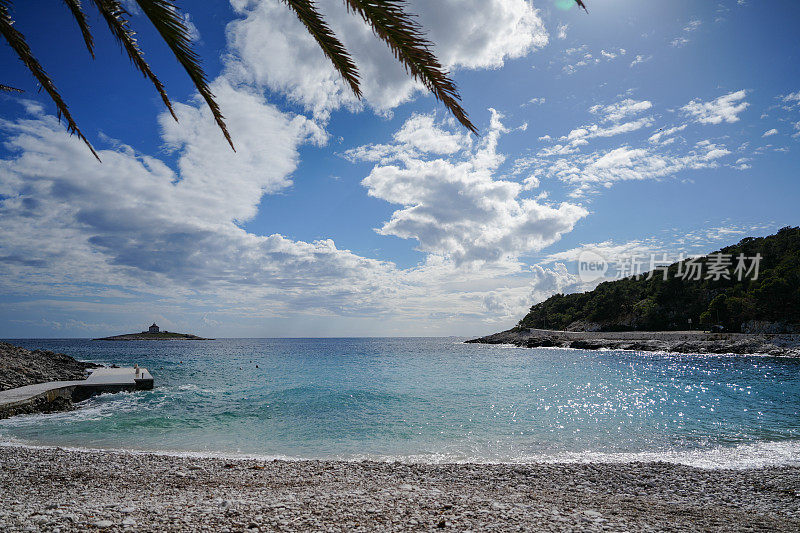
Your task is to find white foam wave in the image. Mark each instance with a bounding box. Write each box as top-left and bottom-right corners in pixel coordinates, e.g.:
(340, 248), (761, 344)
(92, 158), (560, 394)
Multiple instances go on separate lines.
(1, 438), (798, 470)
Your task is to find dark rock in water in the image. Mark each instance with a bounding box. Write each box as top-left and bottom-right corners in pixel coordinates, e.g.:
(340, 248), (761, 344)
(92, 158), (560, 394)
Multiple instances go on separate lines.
(0, 394), (76, 418)
(468, 328), (800, 357)
(0, 342), (100, 391)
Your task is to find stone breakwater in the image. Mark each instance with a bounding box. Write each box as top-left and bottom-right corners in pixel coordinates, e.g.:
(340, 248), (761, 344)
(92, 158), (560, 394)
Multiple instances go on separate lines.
(0, 342), (99, 392)
(0, 446), (798, 532)
(468, 329), (800, 357)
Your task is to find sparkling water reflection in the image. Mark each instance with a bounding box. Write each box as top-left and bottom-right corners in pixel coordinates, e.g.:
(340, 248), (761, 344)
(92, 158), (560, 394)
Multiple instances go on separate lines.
(2, 338), (798, 467)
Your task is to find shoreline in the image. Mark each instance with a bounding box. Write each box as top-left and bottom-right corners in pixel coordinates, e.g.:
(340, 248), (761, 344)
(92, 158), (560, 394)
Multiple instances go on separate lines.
(2, 437), (799, 471)
(468, 328), (800, 357)
(1, 445), (798, 532)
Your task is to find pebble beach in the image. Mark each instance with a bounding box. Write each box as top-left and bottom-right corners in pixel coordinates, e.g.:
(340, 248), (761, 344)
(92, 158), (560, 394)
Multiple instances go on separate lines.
(1, 445), (799, 532)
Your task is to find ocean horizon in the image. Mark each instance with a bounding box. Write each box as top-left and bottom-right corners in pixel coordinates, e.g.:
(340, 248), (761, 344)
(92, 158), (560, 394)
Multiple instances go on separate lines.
(2, 337), (798, 469)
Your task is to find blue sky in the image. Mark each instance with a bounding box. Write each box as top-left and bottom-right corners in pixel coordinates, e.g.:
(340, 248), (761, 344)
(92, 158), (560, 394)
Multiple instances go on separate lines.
(1, 0), (798, 338)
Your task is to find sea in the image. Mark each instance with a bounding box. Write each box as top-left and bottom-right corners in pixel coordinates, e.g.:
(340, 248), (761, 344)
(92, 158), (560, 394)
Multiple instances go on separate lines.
(2, 338), (799, 468)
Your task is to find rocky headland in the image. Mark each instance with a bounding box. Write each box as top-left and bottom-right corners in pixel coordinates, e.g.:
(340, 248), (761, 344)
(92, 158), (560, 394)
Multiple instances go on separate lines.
(468, 328), (800, 357)
(0, 342), (99, 392)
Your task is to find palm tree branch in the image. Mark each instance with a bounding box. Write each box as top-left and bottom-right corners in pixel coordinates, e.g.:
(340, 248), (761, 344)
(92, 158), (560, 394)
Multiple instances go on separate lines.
(283, 0), (361, 98)
(133, 0), (234, 150)
(0, 83), (23, 93)
(0, 0), (99, 159)
(61, 0), (95, 58)
(342, 0), (476, 134)
(90, 0), (177, 121)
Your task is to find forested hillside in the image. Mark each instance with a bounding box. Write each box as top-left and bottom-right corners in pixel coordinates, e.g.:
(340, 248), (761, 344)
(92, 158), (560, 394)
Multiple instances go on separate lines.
(517, 227), (800, 333)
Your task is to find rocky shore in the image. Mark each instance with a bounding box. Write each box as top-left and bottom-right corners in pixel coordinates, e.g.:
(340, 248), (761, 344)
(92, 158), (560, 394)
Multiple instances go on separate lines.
(468, 328), (800, 357)
(0, 342), (98, 392)
(0, 446), (798, 532)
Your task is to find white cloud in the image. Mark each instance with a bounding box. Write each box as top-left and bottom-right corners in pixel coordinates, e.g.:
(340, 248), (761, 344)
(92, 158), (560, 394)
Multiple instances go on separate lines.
(682, 89), (749, 125)
(589, 98), (653, 123)
(630, 54), (651, 67)
(182, 13), (201, 42)
(648, 124), (687, 145)
(561, 46), (625, 74)
(684, 19), (702, 32)
(344, 114), (472, 162)
(351, 111), (588, 265)
(226, 0), (548, 118)
(671, 18), (701, 47)
(0, 99), (404, 315)
(783, 91), (800, 104)
(557, 22), (568, 40)
(762, 128), (778, 137)
(526, 97), (546, 106)
(0, 1), (563, 331)
(520, 140), (734, 198)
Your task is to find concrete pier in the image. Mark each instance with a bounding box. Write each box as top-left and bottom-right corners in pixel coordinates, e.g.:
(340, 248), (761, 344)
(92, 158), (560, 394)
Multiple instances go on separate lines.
(0, 367), (153, 419)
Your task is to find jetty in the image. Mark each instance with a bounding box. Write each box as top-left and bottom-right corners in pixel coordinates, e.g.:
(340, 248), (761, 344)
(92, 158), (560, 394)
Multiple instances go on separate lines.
(0, 367), (153, 419)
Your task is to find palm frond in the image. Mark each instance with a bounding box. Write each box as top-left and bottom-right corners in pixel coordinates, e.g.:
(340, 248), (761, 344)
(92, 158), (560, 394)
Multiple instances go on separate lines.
(0, 83), (23, 93)
(575, 0), (588, 13)
(134, 0), (234, 150)
(0, 0), (99, 159)
(343, 0), (476, 134)
(62, 0), (95, 57)
(284, 0), (361, 98)
(90, 0), (177, 121)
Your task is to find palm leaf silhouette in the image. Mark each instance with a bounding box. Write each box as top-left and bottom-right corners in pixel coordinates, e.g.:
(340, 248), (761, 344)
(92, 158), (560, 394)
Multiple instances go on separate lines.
(0, 0), (99, 159)
(284, 0), (361, 98)
(342, 0), (475, 133)
(61, 0), (95, 57)
(1, 0), (591, 157)
(90, 0), (177, 121)
(134, 0), (234, 150)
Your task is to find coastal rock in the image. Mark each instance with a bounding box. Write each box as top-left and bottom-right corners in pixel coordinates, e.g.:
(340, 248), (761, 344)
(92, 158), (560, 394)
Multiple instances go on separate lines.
(468, 328), (800, 357)
(0, 342), (99, 391)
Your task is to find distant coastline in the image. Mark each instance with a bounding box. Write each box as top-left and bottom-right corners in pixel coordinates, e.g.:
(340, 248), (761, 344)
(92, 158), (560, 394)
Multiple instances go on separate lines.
(467, 328), (800, 357)
(93, 331), (212, 341)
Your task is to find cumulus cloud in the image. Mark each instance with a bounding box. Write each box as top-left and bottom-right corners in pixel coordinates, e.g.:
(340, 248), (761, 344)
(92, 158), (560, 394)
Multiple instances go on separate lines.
(0, 0), (565, 329)
(226, 0), (548, 117)
(682, 90), (749, 125)
(762, 128), (778, 137)
(343, 113), (471, 163)
(350, 111), (587, 265)
(0, 94), (402, 313)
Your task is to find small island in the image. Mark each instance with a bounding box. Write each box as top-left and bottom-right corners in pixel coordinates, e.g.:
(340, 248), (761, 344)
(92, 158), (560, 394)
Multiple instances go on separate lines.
(94, 322), (212, 341)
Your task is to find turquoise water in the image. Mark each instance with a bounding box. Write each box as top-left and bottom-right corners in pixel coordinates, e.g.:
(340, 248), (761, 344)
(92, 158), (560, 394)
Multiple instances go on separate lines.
(2, 338), (799, 467)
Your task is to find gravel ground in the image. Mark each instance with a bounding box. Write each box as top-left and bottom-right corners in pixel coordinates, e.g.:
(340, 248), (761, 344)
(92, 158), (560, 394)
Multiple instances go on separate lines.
(1, 446), (798, 532)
